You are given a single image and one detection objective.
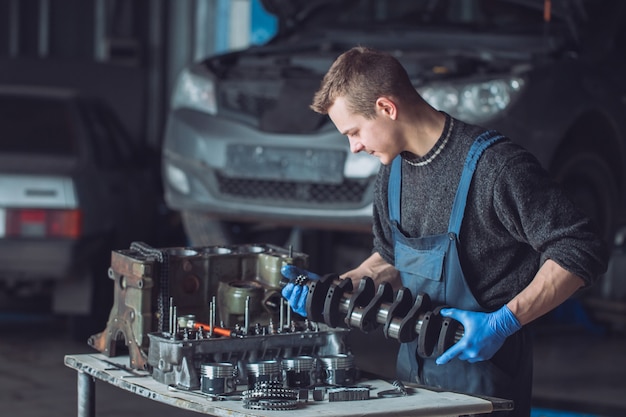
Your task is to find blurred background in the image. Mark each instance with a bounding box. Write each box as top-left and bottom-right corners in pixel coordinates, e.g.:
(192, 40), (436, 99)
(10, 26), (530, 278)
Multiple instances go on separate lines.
(0, 1), (625, 417)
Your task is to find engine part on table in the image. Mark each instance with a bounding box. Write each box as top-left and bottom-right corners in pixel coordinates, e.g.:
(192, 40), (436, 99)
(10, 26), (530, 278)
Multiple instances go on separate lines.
(128, 242), (171, 333)
(304, 274), (464, 359)
(188, 320), (239, 338)
(88, 242), (307, 370)
(200, 362), (237, 395)
(246, 360), (281, 389)
(243, 381), (299, 411)
(377, 380), (409, 398)
(281, 356), (315, 388)
(148, 323), (350, 390)
(217, 279), (266, 327)
(319, 353), (357, 386)
(328, 386), (370, 402)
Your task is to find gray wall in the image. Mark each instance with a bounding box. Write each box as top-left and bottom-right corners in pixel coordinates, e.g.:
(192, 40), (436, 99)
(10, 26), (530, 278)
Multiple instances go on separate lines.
(0, 0), (255, 148)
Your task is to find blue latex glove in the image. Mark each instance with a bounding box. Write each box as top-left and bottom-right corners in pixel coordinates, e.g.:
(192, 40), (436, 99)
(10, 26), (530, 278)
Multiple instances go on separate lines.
(280, 264), (322, 283)
(280, 265), (323, 317)
(281, 282), (308, 316)
(436, 305), (522, 365)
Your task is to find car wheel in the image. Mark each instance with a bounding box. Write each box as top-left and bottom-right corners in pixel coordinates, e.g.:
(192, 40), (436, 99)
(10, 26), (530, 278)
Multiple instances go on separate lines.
(550, 149), (618, 243)
(180, 210), (293, 247)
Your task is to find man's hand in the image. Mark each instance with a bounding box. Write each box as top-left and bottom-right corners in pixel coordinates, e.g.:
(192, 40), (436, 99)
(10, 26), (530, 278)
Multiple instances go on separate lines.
(281, 283), (308, 316)
(340, 252), (402, 290)
(436, 305), (522, 365)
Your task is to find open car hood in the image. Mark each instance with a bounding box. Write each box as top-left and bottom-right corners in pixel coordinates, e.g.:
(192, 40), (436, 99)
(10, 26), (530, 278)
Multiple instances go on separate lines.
(260, 0), (589, 39)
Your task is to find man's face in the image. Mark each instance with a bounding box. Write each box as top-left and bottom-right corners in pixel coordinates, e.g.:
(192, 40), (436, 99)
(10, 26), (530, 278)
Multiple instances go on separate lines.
(328, 96), (401, 165)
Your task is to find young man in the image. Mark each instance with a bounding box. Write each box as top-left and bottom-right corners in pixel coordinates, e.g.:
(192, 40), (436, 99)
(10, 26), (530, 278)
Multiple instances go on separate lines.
(282, 46), (608, 416)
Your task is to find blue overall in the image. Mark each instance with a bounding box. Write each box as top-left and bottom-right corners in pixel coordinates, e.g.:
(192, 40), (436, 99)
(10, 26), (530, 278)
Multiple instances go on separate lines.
(389, 131), (532, 416)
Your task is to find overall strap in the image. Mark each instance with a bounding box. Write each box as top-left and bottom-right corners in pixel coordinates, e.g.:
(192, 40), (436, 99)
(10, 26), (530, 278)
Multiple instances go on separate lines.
(448, 130), (505, 234)
(388, 155), (403, 224)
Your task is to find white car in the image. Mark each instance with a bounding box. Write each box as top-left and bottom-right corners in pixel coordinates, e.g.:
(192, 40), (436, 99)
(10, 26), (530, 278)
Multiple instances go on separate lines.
(0, 85), (161, 339)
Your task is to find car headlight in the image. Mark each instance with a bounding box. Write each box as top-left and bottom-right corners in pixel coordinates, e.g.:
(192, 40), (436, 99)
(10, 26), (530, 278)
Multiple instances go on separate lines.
(171, 68), (218, 115)
(344, 151), (380, 178)
(165, 162), (190, 195)
(418, 77), (525, 124)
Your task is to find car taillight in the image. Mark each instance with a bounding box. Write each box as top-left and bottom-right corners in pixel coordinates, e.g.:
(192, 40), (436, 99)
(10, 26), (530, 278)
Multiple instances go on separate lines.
(5, 208), (82, 239)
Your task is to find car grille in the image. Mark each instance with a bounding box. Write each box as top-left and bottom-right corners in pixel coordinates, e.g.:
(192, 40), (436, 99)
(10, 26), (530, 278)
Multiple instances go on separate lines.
(215, 173), (372, 208)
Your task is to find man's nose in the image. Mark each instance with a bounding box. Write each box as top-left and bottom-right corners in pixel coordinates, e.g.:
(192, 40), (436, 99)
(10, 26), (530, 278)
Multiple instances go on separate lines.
(349, 138), (364, 153)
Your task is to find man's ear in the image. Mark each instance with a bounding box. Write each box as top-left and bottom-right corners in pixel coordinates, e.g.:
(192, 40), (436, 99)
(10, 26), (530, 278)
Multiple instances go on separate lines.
(375, 97), (398, 120)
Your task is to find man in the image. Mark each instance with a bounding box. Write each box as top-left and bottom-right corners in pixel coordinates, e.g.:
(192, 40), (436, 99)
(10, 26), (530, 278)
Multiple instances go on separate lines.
(282, 46), (608, 416)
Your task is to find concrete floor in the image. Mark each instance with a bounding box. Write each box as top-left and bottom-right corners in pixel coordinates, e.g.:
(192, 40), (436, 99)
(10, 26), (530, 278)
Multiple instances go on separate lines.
(0, 311), (625, 417)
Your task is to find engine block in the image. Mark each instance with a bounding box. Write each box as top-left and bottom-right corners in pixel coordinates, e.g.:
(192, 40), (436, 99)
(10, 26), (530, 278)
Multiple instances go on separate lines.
(88, 241), (309, 371)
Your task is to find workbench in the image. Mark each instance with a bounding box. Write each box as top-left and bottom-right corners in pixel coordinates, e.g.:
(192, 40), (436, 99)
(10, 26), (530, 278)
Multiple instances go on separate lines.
(64, 353), (513, 417)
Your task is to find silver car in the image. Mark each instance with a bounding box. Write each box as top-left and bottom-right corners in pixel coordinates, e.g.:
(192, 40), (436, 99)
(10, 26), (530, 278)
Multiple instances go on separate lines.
(162, 0), (626, 247)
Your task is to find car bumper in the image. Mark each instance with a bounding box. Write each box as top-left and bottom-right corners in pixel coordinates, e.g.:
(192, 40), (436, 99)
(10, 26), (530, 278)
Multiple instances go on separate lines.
(0, 238), (104, 281)
(162, 110), (379, 230)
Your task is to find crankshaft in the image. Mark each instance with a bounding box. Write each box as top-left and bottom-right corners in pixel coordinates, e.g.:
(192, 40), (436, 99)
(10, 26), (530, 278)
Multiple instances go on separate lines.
(301, 274), (464, 359)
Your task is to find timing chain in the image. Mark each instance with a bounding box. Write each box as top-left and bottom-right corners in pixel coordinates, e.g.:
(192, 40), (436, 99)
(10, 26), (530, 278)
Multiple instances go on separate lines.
(129, 241), (170, 332)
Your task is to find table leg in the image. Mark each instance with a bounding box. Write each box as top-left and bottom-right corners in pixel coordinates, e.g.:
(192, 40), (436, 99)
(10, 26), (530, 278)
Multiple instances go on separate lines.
(77, 370), (95, 417)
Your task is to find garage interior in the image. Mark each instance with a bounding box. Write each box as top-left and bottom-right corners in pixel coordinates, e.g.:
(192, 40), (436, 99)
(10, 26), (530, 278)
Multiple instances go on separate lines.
(1, 1), (626, 417)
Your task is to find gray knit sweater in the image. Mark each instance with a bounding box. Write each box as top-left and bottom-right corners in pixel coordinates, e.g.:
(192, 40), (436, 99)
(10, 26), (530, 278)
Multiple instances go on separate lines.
(373, 114), (609, 310)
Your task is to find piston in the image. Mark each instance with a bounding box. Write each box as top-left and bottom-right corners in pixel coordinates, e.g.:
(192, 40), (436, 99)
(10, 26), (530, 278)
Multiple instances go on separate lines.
(281, 356), (314, 388)
(200, 362), (236, 395)
(319, 354), (356, 386)
(245, 360), (281, 389)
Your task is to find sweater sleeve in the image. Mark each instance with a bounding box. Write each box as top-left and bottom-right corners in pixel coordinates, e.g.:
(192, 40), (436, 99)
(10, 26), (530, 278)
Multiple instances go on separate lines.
(372, 164), (395, 266)
(491, 151), (609, 286)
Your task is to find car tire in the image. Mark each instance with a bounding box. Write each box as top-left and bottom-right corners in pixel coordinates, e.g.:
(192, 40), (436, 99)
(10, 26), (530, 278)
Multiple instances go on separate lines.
(181, 210), (231, 246)
(67, 237), (115, 342)
(180, 210), (293, 247)
(551, 149), (618, 243)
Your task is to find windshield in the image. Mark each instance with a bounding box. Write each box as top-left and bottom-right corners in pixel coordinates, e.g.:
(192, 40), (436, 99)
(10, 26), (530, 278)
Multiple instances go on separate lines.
(0, 96), (78, 156)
